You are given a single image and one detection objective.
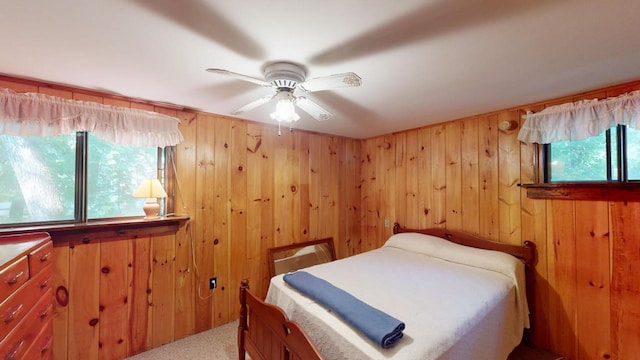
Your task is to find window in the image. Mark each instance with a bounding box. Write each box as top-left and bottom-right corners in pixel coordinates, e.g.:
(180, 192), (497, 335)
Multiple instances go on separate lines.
(545, 125), (640, 182)
(0, 132), (162, 226)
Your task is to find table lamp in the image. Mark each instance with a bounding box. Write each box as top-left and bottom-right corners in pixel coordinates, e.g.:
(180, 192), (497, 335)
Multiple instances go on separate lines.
(133, 178), (167, 219)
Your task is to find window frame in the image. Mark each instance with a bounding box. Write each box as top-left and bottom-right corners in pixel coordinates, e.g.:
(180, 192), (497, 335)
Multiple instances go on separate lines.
(543, 124), (639, 184)
(524, 124), (640, 200)
(0, 131), (172, 228)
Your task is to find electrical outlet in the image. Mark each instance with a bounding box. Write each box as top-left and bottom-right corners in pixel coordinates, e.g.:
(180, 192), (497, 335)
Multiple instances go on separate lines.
(209, 277), (217, 290)
(384, 218), (390, 228)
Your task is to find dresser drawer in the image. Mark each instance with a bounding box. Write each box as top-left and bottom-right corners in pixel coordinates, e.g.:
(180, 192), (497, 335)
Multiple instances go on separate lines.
(0, 288), (53, 359)
(0, 257), (28, 302)
(23, 319), (52, 360)
(28, 242), (53, 277)
(0, 265), (53, 341)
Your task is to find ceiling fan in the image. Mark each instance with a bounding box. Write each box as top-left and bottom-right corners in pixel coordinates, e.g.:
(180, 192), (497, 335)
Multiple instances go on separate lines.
(206, 61), (361, 123)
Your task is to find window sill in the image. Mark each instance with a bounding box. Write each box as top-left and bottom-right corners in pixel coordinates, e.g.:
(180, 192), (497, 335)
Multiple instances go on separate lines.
(521, 183), (640, 201)
(0, 215), (189, 244)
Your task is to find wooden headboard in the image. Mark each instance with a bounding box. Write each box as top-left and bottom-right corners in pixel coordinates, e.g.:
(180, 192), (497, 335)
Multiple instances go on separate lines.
(393, 223), (537, 267)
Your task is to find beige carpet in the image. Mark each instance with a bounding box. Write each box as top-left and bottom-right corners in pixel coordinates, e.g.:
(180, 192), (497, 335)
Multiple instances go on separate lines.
(125, 320), (555, 360)
(126, 320), (238, 360)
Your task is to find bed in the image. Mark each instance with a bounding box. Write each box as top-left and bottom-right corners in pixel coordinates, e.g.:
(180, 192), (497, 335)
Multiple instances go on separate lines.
(239, 224), (536, 360)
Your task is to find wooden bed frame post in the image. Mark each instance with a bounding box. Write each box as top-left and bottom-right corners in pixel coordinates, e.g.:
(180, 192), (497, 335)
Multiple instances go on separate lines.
(238, 279), (325, 360)
(238, 279), (249, 360)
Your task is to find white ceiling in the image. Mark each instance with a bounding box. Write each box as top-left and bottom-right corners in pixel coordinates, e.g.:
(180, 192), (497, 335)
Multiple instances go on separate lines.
(2, 0), (640, 139)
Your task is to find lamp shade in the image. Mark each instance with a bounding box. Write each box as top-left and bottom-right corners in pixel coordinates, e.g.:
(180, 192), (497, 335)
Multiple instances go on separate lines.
(133, 178), (167, 199)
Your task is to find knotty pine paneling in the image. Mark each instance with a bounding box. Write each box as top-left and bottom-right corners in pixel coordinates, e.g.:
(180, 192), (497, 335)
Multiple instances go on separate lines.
(1, 76), (360, 359)
(99, 239), (129, 359)
(360, 80), (640, 360)
(52, 241), (70, 360)
(229, 120), (249, 321)
(417, 127), (433, 229)
(150, 234), (176, 347)
(445, 122), (462, 230)
(394, 132), (407, 227)
(173, 111), (197, 341)
(4, 74), (640, 360)
(574, 201), (610, 359)
(478, 114), (500, 239)
(430, 125), (447, 229)
(126, 236), (152, 356)
(497, 110), (522, 245)
(68, 240), (100, 359)
(610, 202), (640, 359)
(460, 118), (479, 235)
(344, 138), (362, 257)
(176, 110), (361, 338)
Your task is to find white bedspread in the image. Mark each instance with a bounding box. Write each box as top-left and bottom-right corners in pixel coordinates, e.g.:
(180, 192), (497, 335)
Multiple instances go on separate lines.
(266, 232), (529, 360)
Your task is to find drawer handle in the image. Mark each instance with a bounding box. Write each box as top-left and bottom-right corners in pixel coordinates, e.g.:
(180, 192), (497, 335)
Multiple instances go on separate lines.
(40, 335), (53, 354)
(39, 279), (50, 289)
(5, 339), (25, 360)
(6, 271), (24, 285)
(39, 303), (53, 319)
(3, 304), (24, 324)
(39, 252), (51, 262)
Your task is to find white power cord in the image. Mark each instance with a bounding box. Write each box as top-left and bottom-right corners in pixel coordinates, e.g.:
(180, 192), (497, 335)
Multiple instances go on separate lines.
(168, 148), (213, 300)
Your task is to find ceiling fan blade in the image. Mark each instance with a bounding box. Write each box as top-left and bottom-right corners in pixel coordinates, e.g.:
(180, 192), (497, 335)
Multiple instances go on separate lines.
(206, 68), (271, 87)
(132, 0), (264, 59)
(298, 72), (362, 93)
(231, 94), (276, 115)
(295, 97), (333, 121)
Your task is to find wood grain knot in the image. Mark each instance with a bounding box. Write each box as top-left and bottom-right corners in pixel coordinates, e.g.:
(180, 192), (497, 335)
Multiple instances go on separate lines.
(101, 266), (110, 274)
(56, 286), (69, 307)
(89, 318), (99, 327)
(213, 238), (219, 245)
(290, 185), (297, 193)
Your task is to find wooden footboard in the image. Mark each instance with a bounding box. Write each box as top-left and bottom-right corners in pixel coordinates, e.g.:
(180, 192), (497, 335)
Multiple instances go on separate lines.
(238, 279), (324, 360)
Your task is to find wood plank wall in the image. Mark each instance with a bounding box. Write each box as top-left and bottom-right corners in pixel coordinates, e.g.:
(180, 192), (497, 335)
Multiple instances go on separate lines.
(359, 80), (640, 360)
(3, 75), (640, 360)
(0, 76), (361, 359)
(177, 111), (362, 334)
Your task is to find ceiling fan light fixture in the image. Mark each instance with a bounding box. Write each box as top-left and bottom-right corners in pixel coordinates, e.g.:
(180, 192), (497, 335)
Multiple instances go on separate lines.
(270, 91), (299, 123)
(207, 61), (361, 123)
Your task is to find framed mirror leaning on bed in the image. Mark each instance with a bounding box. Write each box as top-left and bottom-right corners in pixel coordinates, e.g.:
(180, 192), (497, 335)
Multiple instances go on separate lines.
(268, 237), (336, 278)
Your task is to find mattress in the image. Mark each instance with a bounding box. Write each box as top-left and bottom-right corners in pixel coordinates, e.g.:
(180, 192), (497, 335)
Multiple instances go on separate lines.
(266, 232), (529, 360)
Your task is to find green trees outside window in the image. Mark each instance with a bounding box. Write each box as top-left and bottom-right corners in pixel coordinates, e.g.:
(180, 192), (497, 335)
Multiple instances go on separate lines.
(0, 132), (158, 225)
(547, 125), (640, 182)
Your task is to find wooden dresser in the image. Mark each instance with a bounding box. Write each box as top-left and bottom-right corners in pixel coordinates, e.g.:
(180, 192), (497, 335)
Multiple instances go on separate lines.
(0, 232), (53, 360)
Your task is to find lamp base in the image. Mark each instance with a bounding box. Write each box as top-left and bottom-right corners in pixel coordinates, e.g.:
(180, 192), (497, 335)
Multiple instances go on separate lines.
(142, 198), (160, 220)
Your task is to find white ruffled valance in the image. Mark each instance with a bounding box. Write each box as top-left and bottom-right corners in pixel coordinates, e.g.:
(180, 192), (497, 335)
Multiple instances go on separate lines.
(518, 90), (640, 144)
(0, 88), (183, 147)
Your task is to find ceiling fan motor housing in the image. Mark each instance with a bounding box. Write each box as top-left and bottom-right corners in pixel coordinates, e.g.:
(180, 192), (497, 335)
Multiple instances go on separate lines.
(264, 62), (307, 89)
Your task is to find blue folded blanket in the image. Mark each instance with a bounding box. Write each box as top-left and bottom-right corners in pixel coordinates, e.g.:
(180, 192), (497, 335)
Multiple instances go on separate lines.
(283, 271), (405, 348)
